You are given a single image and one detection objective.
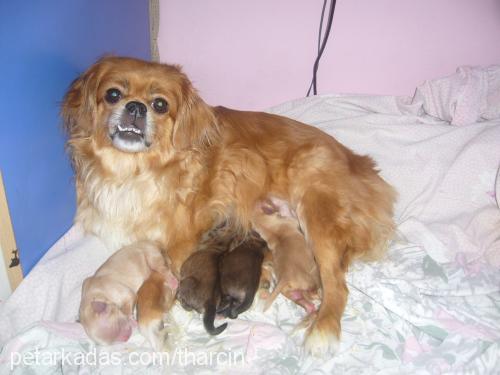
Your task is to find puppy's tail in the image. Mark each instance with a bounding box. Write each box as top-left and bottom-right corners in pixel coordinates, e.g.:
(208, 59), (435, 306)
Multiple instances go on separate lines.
(263, 280), (285, 311)
(203, 302), (227, 336)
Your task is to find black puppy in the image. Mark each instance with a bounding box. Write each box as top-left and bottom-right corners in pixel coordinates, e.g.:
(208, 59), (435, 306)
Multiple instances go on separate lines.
(218, 232), (267, 319)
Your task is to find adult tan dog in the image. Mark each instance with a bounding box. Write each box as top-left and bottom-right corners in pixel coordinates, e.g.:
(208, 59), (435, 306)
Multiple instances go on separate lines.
(62, 56), (396, 355)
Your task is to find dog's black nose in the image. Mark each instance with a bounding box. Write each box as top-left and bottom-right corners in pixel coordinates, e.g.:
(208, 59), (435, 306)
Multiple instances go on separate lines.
(125, 101), (147, 117)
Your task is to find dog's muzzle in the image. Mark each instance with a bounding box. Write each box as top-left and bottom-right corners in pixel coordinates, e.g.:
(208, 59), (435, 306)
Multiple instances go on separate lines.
(110, 101), (152, 153)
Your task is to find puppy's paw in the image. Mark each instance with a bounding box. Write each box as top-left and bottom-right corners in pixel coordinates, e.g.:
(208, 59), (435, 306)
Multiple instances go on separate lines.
(139, 318), (170, 352)
(253, 291), (271, 312)
(304, 315), (340, 357)
(255, 273), (275, 312)
(259, 278), (271, 291)
(258, 264), (273, 293)
(163, 271), (179, 291)
(257, 289), (271, 300)
(258, 280), (271, 300)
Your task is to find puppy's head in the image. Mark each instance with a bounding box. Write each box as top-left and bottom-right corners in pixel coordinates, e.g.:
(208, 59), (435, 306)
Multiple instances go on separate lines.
(79, 277), (134, 345)
(62, 56), (217, 156)
(80, 299), (133, 345)
(176, 276), (199, 312)
(217, 295), (242, 319)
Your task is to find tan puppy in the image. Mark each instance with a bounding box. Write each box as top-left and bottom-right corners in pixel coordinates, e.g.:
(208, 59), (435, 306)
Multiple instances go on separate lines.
(253, 198), (321, 313)
(79, 241), (177, 346)
(137, 270), (177, 350)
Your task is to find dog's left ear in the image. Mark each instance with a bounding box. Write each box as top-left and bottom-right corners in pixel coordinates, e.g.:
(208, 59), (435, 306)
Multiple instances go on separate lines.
(172, 79), (219, 150)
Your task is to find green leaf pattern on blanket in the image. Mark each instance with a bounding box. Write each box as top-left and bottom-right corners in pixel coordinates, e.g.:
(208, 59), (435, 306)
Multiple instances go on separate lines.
(366, 343), (398, 360)
(418, 324), (449, 341)
(422, 255), (448, 282)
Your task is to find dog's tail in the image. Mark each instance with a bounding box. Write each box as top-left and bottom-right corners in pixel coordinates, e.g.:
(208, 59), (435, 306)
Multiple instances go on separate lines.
(203, 302), (227, 336)
(263, 280), (285, 311)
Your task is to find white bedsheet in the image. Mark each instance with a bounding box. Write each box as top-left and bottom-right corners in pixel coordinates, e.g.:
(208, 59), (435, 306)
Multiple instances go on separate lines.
(1, 69), (499, 374)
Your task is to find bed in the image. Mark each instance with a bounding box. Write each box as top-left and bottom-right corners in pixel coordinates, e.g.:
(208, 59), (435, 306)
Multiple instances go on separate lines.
(1, 66), (499, 374)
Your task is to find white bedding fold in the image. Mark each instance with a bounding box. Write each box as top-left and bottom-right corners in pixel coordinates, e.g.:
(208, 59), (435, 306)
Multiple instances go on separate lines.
(412, 65), (500, 125)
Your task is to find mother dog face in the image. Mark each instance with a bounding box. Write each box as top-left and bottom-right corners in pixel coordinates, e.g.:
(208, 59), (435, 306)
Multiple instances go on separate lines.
(62, 56), (216, 154)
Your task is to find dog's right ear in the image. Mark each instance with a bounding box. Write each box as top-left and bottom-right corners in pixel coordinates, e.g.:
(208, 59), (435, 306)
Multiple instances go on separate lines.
(61, 58), (108, 138)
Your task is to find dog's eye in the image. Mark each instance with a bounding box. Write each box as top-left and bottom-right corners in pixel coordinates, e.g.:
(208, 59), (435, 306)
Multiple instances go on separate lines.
(152, 98), (168, 114)
(105, 88), (122, 104)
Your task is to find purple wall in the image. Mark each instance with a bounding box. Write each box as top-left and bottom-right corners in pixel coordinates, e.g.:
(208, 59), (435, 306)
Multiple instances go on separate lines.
(159, 0), (500, 110)
(0, 0), (150, 273)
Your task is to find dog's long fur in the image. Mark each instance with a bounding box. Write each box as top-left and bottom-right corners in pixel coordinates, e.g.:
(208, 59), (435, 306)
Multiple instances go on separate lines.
(62, 56), (396, 355)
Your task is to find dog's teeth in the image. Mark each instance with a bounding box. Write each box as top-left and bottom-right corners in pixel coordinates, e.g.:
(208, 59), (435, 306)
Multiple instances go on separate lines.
(117, 124), (142, 135)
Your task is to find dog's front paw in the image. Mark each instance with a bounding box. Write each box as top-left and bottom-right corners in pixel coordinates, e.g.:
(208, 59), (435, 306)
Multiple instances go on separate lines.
(304, 314), (340, 357)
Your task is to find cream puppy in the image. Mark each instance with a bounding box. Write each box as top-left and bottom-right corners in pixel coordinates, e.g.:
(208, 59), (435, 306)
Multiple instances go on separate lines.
(79, 241), (177, 346)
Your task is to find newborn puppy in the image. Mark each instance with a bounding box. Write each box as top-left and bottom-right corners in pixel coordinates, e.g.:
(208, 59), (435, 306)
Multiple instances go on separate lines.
(177, 222), (238, 335)
(79, 241), (176, 345)
(218, 232), (267, 319)
(253, 198), (321, 313)
(178, 249), (227, 335)
(137, 270), (178, 351)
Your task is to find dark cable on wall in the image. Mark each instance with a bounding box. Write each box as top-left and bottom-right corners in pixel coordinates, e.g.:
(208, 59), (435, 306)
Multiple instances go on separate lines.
(317, 0), (327, 54)
(306, 0), (337, 97)
(306, 0), (327, 96)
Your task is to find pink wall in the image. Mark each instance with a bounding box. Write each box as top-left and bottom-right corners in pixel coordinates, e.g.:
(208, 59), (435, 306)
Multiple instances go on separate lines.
(159, 0), (500, 110)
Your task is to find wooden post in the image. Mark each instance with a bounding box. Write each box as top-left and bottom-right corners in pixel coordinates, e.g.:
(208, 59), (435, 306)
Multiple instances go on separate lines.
(0, 171), (23, 298)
